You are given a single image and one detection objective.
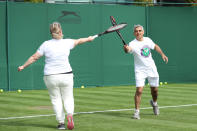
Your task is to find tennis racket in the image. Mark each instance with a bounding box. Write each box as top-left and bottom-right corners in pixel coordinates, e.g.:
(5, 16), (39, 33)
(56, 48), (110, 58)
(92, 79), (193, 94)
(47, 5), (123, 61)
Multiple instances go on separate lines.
(110, 16), (127, 45)
(93, 23), (127, 38)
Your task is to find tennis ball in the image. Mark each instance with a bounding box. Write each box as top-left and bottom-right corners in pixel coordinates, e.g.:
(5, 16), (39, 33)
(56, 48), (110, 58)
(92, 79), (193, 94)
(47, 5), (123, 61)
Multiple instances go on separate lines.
(160, 82), (163, 85)
(81, 86), (85, 89)
(0, 89), (3, 93)
(164, 82), (168, 85)
(17, 89), (22, 93)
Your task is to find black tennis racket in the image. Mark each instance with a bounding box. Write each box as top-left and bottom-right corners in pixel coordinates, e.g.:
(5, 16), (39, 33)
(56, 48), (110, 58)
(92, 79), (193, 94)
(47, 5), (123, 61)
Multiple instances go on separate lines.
(110, 16), (127, 45)
(93, 23), (127, 38)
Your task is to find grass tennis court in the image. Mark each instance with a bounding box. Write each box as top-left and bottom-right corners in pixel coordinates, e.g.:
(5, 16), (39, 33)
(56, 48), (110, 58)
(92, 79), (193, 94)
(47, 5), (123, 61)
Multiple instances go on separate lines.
(0, 83), (197, 131)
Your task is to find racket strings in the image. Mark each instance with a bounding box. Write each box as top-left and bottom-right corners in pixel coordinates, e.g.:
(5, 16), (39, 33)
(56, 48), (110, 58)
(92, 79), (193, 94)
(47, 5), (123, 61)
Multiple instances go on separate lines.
(107, 23), (127, 32)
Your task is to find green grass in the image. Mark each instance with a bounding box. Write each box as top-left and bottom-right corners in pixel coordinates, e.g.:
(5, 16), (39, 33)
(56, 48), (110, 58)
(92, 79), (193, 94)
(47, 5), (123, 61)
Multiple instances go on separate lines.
(0, 83), (197, 131)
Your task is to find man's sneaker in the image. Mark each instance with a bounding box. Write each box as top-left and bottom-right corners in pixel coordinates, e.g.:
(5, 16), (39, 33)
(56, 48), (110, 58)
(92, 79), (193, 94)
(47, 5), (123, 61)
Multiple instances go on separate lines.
(150, 100), (160, 115)
(67, 115), (74, 130)
(133, 112), (140, 119)
(57, 123), (65, 130)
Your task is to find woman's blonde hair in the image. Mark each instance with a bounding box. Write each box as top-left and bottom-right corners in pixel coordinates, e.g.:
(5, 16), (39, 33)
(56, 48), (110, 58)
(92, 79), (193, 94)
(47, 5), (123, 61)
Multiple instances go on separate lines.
(50, 22), (63, 39)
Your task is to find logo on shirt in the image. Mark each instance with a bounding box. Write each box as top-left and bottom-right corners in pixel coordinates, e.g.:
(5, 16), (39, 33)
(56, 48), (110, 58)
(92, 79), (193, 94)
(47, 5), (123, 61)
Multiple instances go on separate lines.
(141, 47), (150, 57)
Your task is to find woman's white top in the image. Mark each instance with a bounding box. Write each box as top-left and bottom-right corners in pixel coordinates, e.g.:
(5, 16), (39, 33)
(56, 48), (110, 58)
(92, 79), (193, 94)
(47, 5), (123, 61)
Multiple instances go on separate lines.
(37, 39), (75, 75)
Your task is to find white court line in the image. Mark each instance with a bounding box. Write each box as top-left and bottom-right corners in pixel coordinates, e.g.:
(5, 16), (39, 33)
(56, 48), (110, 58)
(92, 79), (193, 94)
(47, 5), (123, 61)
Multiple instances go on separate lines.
(0, 104), (197, 120)
(0, 114), (55, 120)
(75, 104), (197, 114)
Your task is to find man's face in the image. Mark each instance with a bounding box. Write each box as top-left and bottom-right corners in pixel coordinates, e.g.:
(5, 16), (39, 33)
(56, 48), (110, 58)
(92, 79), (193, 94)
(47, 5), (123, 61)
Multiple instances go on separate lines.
(134, 26), (144, 40)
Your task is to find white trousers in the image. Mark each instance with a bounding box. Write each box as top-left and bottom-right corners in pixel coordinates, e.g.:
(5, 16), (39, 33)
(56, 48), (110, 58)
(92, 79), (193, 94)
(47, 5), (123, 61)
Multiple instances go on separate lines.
(44, 73), (74, 123)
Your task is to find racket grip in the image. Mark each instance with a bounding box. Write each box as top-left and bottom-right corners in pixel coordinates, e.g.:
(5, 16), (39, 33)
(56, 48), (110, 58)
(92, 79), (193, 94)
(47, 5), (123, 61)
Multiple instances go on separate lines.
(92, 35), (98, 39)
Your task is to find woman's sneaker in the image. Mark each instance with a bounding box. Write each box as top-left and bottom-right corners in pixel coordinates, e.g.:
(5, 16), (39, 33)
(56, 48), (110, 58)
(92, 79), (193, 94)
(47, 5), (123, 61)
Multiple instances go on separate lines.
(67, 115), (74, 130)
(57, 123), (65, 130)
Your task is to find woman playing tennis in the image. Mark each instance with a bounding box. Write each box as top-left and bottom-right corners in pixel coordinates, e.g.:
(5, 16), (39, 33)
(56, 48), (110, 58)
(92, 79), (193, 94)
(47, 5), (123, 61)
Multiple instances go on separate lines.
(18, 22), (95, 130)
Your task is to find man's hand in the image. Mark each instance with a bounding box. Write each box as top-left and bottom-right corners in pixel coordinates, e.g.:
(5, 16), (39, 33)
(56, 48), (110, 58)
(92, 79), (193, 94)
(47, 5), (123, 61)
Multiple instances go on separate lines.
(162, 54), (168, 64)
(123, 45), (130, 53)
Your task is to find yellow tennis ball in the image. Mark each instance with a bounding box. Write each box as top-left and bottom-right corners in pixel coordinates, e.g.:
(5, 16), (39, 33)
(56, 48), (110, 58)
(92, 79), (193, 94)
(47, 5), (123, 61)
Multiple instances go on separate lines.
(17, 89), (22, 93)
(81, 86), (85, 89)
(0, 89), (3, 93)
(160, 82), (163, 85)
(164, 82), (168, 85)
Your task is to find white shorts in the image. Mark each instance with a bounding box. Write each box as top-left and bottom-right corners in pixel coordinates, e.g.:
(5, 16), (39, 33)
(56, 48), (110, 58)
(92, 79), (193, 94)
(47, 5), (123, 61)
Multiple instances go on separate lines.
(135, 68), (159, 87)
(136, 76), (159, 87)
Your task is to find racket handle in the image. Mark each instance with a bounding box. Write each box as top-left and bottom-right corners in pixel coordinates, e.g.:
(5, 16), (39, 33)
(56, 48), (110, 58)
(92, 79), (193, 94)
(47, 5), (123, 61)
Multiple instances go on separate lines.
(92, 35), (98, 39)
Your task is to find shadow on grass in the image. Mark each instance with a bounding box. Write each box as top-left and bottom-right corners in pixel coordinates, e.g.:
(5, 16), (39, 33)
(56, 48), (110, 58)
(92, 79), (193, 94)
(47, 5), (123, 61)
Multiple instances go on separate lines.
(0, 120), (55, 129)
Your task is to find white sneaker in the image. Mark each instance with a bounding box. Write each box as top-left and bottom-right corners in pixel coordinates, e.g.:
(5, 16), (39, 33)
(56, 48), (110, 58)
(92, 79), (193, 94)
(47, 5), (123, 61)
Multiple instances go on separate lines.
(133, 112), (140, 119)
(150, 100), (160, 115)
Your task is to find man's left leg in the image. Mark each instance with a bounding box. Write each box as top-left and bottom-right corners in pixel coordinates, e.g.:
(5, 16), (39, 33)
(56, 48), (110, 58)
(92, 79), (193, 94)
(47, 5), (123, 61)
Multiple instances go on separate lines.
(148, 76), (160, 115)
(150, 87), (159, 115)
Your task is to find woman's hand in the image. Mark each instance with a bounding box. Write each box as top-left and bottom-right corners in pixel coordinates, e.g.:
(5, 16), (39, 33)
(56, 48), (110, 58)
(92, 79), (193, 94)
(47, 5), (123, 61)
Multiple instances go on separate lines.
(18, 66), (24, 72)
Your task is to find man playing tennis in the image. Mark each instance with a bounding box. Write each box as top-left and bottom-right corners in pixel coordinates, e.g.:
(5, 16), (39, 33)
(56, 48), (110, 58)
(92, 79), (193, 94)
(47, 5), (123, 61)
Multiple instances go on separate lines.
(18, 22), (95, 129)
(124, 24), (168, 119)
